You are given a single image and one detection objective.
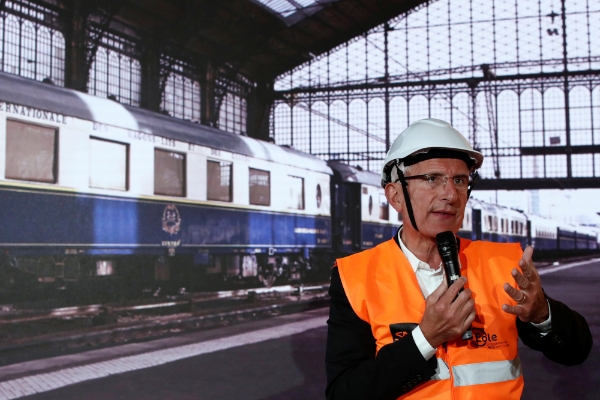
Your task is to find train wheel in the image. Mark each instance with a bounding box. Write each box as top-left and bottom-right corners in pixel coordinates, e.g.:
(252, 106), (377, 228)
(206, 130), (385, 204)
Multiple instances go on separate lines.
(259, 273), (276, 288)
(64, 257), (81, 281)
(258, 263), (276, 288)
(36, 257), (55, 283)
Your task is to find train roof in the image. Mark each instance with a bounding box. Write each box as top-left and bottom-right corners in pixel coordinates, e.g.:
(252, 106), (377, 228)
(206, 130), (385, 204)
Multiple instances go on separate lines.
(327, 161), (382, 187)
(528, 214), (559, 228)
(0, 72), (331, 175)
(469, 198), (526, 218)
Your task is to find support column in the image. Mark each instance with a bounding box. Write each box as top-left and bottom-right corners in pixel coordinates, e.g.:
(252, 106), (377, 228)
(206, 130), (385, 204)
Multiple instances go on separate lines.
(63, 0), (89, 92)
(201, 60), (217, 127)
(246, 80), (274, 141)
(140, 34), (161, 112)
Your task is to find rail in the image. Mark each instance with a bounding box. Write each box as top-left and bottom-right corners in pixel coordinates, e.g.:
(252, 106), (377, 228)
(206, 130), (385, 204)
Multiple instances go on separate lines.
(0, 284), (329, 325)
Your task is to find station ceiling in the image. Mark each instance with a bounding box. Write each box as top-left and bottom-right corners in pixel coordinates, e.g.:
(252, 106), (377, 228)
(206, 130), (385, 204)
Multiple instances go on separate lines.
(112, 0), (427, 82)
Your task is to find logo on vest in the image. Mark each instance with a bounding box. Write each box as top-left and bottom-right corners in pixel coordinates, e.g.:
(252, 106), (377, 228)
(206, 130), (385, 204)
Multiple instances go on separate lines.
(390, 323), (418, 341)
(471, 328), (509, 349)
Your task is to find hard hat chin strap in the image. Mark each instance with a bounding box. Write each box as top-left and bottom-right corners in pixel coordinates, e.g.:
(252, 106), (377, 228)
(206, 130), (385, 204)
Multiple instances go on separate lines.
(395, 164), (419, 232)
(467, 171), (478, 199)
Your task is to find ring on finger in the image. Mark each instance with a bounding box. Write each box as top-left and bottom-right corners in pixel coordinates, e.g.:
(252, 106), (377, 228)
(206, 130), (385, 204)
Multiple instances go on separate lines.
(517, 292), (526, 304)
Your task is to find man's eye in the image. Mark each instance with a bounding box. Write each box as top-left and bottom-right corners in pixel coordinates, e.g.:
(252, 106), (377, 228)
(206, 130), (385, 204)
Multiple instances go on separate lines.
(426, 175), (439, 184)
(454, 177), (467, 186)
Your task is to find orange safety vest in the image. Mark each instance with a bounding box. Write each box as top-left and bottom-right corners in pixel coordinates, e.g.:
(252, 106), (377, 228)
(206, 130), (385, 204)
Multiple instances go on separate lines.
(336, 237), (524, 400)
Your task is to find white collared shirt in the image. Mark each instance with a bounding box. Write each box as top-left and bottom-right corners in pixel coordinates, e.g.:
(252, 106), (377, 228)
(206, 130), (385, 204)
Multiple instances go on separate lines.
(397, 229), (552, 361)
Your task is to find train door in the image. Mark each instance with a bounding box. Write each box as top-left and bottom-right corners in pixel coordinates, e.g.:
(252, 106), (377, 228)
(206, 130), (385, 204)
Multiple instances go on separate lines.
(331, 182), (361, 256)
(346, 184), (361, 252)
(472, 209), (482, 240)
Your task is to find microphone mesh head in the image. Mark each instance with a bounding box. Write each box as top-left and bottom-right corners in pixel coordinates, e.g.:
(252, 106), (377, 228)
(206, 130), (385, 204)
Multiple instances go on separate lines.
(436, 231), (456, 249)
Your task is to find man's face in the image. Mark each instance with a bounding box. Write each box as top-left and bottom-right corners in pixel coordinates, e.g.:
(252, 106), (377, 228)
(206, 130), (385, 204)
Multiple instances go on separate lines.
(398, 158), (470, 239)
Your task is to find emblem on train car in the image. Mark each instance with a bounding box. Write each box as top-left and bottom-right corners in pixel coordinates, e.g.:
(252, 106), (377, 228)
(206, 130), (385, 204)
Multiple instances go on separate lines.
(162, 204), (181, 235)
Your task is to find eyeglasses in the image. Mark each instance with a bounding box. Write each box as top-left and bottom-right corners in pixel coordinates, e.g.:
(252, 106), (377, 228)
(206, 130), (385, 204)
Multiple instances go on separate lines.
(400, 173), (475, 194)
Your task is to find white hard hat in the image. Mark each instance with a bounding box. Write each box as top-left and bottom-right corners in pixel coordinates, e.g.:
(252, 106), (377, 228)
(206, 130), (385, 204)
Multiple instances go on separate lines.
(380, 118), (483, 187)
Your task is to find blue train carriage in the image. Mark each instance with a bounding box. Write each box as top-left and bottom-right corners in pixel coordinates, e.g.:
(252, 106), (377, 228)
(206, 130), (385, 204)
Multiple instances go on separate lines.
(469, 199), (502, 242)
(466, 199), (527, 248)
(0, 71), (332, 291)
(457, 198), (474, 240)
(495, 205), (528, 248)
(527, 215), (559, 252)
(574, 225), (598, 251)
(558, 223), (598, 252)
(556, 223), (578, 251)
(327, 161), (399, 257)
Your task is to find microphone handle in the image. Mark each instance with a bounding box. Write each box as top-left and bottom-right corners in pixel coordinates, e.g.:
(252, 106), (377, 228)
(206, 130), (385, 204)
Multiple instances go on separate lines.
(442, 256), (472, 340)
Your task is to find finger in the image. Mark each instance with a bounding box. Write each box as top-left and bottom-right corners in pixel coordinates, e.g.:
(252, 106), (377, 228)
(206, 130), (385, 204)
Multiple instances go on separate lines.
(502, 303), (520, 316)
(519, 246), (536, 278)
(444, 276), (467, 301)
(503, 282), (523, 302)
(457, 295), (475, 316)
(522, 246), (534, 264)
(464, 304), (477, 327)
(511, 268), (530, 290)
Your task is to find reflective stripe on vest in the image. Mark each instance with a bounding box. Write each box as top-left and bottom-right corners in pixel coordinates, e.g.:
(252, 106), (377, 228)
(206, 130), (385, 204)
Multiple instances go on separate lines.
(431, 358), (450, 380)
(453, 357), (522, 387)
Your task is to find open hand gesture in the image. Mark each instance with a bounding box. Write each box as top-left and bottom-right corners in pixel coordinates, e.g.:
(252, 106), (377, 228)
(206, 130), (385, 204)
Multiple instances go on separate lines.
(501, 246), (549, 324)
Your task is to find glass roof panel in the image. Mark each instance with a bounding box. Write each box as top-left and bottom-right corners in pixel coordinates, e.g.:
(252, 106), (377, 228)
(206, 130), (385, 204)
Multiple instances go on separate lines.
(253, 0), (336, 23)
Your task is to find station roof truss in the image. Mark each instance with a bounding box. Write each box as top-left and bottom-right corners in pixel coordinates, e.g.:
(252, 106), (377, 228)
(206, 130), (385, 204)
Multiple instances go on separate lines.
(82, 0), (429, 83)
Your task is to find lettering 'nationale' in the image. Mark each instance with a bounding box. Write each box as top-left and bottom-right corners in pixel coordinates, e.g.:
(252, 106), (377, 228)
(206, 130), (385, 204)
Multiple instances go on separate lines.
(0, 102), (68, 124)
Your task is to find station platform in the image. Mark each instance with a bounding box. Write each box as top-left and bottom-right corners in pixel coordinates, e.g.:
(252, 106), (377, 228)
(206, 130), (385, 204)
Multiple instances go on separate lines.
(1, 258), (598, 400)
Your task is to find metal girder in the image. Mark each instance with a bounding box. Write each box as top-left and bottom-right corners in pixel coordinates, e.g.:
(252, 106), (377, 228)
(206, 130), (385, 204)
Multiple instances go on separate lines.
(276, 68), (600, 98)
(520, 145), (600, 156)
(476, 178), (600, 191)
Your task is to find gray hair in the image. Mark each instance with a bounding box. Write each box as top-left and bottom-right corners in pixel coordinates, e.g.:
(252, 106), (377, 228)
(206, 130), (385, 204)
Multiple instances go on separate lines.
(390, 162), (412, 184)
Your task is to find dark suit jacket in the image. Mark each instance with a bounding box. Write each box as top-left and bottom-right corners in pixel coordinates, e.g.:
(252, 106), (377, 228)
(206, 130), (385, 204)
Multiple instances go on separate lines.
(325, 246), (592, 400)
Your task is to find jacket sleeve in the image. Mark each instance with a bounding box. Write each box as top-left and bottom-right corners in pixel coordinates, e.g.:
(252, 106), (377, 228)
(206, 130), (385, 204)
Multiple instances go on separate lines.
(517, 295), (592, 366)
(325, 267), (438, 400)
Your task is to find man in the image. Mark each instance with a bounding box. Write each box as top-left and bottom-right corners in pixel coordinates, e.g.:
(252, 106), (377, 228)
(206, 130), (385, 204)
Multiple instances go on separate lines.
(325, 118), (592, 400)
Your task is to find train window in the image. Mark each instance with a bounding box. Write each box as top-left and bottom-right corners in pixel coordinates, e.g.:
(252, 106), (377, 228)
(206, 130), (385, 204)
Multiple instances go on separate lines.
(249, 168), (270, 206)
(154, 149), (186, 197)
(288, 176), (305, 210)
(207, 160), (232, 202)
(379, 193), (389, 220)
(493, 216), (498, 232)
(316, 184), (322, 208)
(5, 120), (57, 183)
(486, 216), (492, 231)
(368, 195), (373, 215)
(89, 138), (128, 190)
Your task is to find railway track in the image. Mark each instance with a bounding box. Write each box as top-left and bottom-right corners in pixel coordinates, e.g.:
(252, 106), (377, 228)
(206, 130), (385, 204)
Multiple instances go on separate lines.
(0, 284), (330, 366)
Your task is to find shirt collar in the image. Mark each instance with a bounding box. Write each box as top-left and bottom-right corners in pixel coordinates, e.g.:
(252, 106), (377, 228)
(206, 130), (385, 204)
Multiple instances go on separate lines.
(397, 228), (439, 273)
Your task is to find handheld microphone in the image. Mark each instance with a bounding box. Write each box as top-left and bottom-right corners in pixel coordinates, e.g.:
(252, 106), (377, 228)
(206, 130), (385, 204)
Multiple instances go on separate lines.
(436, 231), (472, 340)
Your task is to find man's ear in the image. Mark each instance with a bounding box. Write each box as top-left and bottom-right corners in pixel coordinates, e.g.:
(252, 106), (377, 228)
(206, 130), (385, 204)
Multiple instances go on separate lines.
(385, 183), (404, 213)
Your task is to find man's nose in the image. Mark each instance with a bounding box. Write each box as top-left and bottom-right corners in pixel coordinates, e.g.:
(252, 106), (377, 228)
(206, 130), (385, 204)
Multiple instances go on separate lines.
(440, 177), (458, 200)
